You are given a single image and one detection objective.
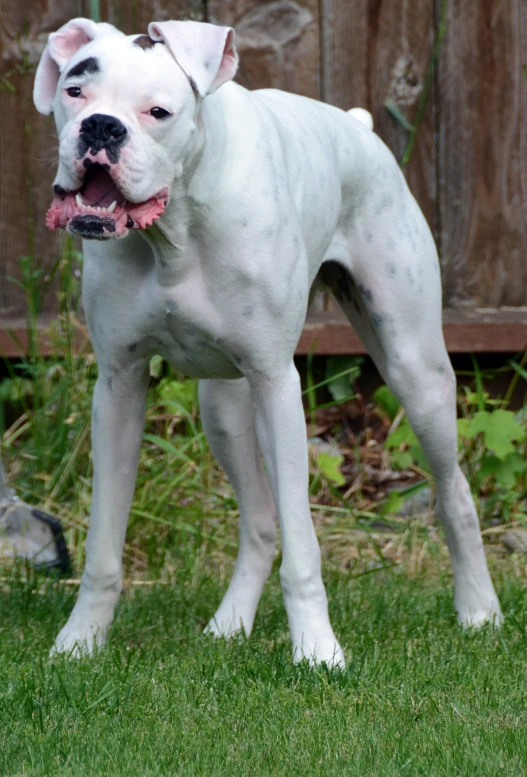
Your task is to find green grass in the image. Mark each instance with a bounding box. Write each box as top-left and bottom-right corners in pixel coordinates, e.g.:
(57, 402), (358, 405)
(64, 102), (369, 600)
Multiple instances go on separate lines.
(1, 562), (527, 776)
(1, 242), (526, 775)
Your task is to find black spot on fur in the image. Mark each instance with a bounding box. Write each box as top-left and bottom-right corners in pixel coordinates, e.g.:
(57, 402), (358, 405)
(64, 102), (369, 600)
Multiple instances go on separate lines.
(53, 184), (67, 197)
(317, 261), (361, 316)
(358, 284), (373, 304)
(133, 35), (157, 50)
(66, 57), (100, 80)
(370, 312), (385, 331)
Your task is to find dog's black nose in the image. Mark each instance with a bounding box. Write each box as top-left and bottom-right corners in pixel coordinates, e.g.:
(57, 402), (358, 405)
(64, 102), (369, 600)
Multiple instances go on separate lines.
(80, 114), (127, 149)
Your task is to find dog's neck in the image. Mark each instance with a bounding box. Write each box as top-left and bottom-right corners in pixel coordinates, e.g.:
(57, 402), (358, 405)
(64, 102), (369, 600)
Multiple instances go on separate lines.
(141, 89), (230, 281)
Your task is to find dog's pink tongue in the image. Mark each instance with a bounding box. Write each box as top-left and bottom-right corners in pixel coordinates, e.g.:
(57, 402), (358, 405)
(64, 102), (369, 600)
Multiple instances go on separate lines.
(83, 168), (121, 207)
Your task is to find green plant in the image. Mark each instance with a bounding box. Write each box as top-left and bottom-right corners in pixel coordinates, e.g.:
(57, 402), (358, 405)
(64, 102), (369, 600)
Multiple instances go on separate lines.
(456, 357), (527, 521)
(374, 355), (527, 524)
(373, 385), (427, 471)
(303, 354), (363, 490)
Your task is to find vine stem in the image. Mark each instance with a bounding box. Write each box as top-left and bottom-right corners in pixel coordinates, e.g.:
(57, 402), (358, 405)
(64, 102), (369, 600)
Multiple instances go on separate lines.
(400, 0), (448, 168)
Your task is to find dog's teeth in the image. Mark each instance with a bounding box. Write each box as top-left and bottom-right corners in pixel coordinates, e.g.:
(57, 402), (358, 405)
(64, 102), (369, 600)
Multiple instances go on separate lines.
(76, 193), (83, 207)
(108, 200), (117, 214)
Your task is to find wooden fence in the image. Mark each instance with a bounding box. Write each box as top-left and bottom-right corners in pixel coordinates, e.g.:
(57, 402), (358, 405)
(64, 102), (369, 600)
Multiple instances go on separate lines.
(1, 0), (526, 354)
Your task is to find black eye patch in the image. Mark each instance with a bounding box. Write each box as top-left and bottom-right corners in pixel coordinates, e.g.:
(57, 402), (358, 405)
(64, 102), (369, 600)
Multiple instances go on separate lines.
(66, 57), (100, 80)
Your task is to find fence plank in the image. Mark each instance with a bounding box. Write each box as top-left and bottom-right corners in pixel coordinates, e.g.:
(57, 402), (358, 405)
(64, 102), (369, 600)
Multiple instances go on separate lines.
(0, 0), (81, 317)
(438, 0), (527, 308)
(1, 1), (526, 345)
(321, 0), (437, 237)
(209, 0), (321, 98)
(99, 0), (205, 34)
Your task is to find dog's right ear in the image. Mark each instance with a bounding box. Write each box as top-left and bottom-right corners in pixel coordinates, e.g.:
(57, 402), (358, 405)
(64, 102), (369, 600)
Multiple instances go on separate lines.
(33, 18), (123, 115)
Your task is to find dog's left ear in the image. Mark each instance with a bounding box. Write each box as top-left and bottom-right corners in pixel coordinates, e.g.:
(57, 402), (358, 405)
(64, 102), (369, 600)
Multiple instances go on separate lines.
(148, 20), (238, 97)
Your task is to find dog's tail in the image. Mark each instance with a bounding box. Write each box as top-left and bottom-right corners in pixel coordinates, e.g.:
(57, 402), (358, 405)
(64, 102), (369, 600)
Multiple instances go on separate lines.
(348, 107), (374, 131)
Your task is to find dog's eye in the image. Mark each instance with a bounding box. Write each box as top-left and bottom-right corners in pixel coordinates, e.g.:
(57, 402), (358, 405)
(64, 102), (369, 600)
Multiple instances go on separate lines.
(150, 107), (171, 120)
(66, 86), (82, 98)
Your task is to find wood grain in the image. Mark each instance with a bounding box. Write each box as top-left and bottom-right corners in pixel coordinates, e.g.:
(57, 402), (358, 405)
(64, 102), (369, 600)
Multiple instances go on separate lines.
(99, 0), (205, 35)
(438, 0), (527, 308)
(321, 0), (438, 236)
(208, 0), (321, 98)
(2, 308), (525, 357)
(296, 307), (527, 355)
(0, 0), (79, 317)
(1, 0), (527, 338)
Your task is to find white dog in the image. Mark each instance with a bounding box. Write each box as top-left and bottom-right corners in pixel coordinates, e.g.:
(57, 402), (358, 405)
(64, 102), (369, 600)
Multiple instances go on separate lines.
(33, 18), (501, 666)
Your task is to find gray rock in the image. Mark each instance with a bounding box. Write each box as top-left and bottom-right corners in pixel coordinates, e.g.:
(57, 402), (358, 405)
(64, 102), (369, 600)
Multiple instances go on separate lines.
(0, 499), (69, 570)
(399, 486), (433, 518)
(502, 529), (527, 554)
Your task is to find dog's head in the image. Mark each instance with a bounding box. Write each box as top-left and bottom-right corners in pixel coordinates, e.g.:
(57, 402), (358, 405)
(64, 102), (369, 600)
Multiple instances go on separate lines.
(34, 18), (238, 240)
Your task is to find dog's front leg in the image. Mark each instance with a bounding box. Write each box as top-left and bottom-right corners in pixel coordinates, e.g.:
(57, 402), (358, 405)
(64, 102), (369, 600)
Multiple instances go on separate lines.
(51, 361), (149, 656)
(248, 363), (345, 668)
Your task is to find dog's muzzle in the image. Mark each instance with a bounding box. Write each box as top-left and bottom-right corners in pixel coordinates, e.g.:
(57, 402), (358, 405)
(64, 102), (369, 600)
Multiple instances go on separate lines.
(78, 113), (128, 164)
(45, 162), (169, 240)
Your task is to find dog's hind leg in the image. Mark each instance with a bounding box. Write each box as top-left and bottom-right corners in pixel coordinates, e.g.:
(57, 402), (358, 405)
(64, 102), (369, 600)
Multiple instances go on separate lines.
(199, 378), (277, 638)
(321, 195), (501, 626)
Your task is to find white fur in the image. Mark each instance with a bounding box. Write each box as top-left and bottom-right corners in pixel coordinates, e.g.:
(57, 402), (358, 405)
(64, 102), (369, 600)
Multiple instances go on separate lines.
(348, 107), (374, 130)
(34, 20), (501, 665)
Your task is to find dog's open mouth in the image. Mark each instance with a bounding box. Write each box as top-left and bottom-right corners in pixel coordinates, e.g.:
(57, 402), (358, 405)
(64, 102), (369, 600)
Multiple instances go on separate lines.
(46, 164), (168, 240)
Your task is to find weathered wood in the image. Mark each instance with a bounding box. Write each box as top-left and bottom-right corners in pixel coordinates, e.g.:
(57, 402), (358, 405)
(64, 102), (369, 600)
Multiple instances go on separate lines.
(99, 0), (205, 35)
(208, 0), (322, 98)
(1, 308), (526, 357)
(438, 0), (527, 308)
(297, 308), (527, 355)
(321, 0), (438, 239)
(0, 0), (80, 318)
(1, 0), (526, 347)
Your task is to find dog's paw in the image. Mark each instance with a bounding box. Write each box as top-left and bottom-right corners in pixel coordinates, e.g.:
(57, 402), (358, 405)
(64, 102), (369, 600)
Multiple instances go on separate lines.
(457, 602), (503, 629)
(49, 619), (109, 658)
(292, 634), (346, 670)
(204, 609), (251, 640)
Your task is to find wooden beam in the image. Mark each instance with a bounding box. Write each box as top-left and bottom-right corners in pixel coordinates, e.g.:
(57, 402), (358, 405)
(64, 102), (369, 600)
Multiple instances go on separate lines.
(0, 308), (526, 358)
(298, 308), (527, 355)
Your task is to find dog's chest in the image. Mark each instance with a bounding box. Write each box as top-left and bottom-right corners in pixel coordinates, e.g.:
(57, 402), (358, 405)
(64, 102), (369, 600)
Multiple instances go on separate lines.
(134, 273), (242, 380)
